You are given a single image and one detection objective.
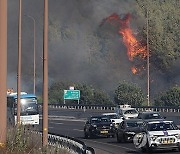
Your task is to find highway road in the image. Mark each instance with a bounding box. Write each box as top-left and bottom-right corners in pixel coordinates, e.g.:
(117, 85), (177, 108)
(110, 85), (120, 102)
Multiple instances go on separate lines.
(39, 108), (180, 154)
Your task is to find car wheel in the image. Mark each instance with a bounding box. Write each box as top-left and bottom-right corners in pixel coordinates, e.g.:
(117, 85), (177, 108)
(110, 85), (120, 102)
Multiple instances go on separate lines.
(145, 143), (152, 153)
(178, 146), (180, 152)
(141, 147), (146, 153)
(116, 134), (121, 143)
(123, 135), (128, 142)
(89, 131), (94, 139)
(84, 131), (88, 139)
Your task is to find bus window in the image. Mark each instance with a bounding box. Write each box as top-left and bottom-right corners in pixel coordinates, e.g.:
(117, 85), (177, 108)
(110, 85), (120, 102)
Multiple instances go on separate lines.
(7, 97), (14, 108)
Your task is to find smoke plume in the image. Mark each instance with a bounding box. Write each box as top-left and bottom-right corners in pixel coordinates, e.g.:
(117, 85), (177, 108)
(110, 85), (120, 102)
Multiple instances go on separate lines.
(7, 0), (179, 99)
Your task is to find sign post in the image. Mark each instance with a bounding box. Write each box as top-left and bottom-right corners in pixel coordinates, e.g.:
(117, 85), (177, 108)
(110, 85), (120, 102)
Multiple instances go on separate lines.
(64, 90), (80, 104)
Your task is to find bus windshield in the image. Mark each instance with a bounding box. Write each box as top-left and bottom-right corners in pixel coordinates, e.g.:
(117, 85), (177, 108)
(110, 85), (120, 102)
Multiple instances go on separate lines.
(14, 98), (39, 115)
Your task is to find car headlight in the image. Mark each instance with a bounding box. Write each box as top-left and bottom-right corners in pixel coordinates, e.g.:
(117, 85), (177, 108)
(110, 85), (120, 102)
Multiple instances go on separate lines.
(150, 135), (157, 141)
(92, 124), (97, 128)
(175, 134), (180, 139)
(110, 123), (113, 127)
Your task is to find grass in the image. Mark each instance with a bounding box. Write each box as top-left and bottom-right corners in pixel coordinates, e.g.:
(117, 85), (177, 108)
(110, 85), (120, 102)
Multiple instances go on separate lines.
(0, 126), (71, 154)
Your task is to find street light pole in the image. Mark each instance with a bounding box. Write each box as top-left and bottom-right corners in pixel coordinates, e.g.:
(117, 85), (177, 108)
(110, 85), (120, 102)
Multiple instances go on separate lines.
(0, 0), (7, 146)
(146, 9), (150, 106)
(43, 0), (48, 146)
(17, 0), (22, 127)
(25, 15), (36, 94)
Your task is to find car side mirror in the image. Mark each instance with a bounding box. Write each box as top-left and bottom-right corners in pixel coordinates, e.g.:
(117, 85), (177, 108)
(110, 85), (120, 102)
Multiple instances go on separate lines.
(164, 116), (166, 119)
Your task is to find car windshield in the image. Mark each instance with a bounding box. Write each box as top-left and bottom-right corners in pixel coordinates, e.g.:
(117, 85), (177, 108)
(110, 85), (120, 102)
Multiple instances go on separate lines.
(91, 117), (110, 123)
(147, 122), (176, 131)
(105, 114), (119, 119)
(144, 113), (162, 119)
(124, 109), (138, 115)
(126, 121), (143, 127)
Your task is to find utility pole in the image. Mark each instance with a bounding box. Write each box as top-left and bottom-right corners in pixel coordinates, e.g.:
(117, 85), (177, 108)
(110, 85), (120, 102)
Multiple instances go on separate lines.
(0, 0), (7, 146)
(17, 0), (22, 127)
(43, 0), (48, 146)
(146, 9), (150, 106)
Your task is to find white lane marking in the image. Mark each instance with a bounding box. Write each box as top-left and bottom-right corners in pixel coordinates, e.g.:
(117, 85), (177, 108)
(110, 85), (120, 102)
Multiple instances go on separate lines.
(48, 126), (54, 129)
(40, 115), (85, 122)
(50, 122), (63, 125)
(49, 118), (85, 122)
(73, 129), (83, 132)
(48, 115), (76, 119)
(83, 139), (135, 151)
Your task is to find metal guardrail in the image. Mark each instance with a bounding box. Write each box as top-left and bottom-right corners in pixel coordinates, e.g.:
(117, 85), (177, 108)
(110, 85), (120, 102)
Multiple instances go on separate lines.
(42, 104), (180, 113)
(37, 131), (95, 154)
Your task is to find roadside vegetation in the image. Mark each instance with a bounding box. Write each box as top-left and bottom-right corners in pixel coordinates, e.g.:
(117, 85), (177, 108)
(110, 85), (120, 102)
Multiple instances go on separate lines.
(47, 81), (113, 105)
(114, 82), (145, 106)
(46, 81), (180, 107)
(154, 86), (180, 107)
(0, 126), (70, 154)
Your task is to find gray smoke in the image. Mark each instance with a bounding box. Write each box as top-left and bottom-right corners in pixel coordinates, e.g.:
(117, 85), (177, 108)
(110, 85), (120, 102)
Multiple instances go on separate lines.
(7, 0), (179, 99)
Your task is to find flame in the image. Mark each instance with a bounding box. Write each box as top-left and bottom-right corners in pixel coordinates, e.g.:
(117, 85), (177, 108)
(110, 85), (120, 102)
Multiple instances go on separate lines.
(131, 66), (138, 74)
(131, 66), (145, 74)
(100, 13), (147, 74)
(120, 28), (147, 61)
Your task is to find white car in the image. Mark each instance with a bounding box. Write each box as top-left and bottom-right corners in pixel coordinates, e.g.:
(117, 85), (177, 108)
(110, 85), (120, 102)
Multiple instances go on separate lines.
(140, 120), (180, 152)
(115, 105), (139, 119)
(102, 113), (123, 128)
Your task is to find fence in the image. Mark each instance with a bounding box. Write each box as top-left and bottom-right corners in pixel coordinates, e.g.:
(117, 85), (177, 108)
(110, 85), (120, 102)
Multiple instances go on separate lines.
(45, 104), (180, 113)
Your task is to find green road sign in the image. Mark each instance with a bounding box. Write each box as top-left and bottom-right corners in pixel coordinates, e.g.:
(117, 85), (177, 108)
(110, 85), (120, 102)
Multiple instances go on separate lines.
(64, 90), (80, 100)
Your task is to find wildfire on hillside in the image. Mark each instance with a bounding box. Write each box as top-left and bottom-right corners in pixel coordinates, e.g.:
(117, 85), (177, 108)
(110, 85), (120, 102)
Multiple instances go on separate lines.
(100, 13), (147, 74)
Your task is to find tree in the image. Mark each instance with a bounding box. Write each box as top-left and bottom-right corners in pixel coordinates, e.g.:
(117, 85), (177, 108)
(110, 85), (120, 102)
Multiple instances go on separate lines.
(48, 81), (72, 104)
(154, 86), (180, 107)
(114, 82), (145, 106)
(136, 0), (180, 72)
(75, 83), (113, 105)
(48, 81), (113, 105)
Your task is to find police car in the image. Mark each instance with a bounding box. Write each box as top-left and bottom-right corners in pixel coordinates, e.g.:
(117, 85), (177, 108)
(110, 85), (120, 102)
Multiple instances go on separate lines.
(115, 104), (139, 119)
(139, 120), (180, 152)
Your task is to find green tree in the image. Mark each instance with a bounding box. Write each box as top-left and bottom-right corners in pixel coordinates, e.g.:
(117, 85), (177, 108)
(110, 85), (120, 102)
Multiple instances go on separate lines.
(136, 0), (180, 71)
(154, 86), (180, 107)
(75, 83), (113, 105)
(114, 82), (145, 106)
(48, 81), (113, 105)
(48, 81), (73, 104)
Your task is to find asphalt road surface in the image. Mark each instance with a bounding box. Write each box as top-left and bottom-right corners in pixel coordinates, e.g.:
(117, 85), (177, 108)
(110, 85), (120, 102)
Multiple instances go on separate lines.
(39, 108), (180, 154)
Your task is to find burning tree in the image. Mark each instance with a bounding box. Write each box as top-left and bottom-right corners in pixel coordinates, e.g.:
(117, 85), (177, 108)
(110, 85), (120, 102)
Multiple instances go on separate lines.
(100, 13), (147, 74)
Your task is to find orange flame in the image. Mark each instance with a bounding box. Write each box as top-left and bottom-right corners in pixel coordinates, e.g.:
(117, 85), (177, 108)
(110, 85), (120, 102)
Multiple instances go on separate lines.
(120, 28), (147, 61)
(131, 66), (138, 74)
(100, 13), (147, 74)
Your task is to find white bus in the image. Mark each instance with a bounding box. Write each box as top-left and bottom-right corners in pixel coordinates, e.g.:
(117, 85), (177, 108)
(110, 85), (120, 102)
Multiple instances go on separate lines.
(7, 93), (39, 126)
